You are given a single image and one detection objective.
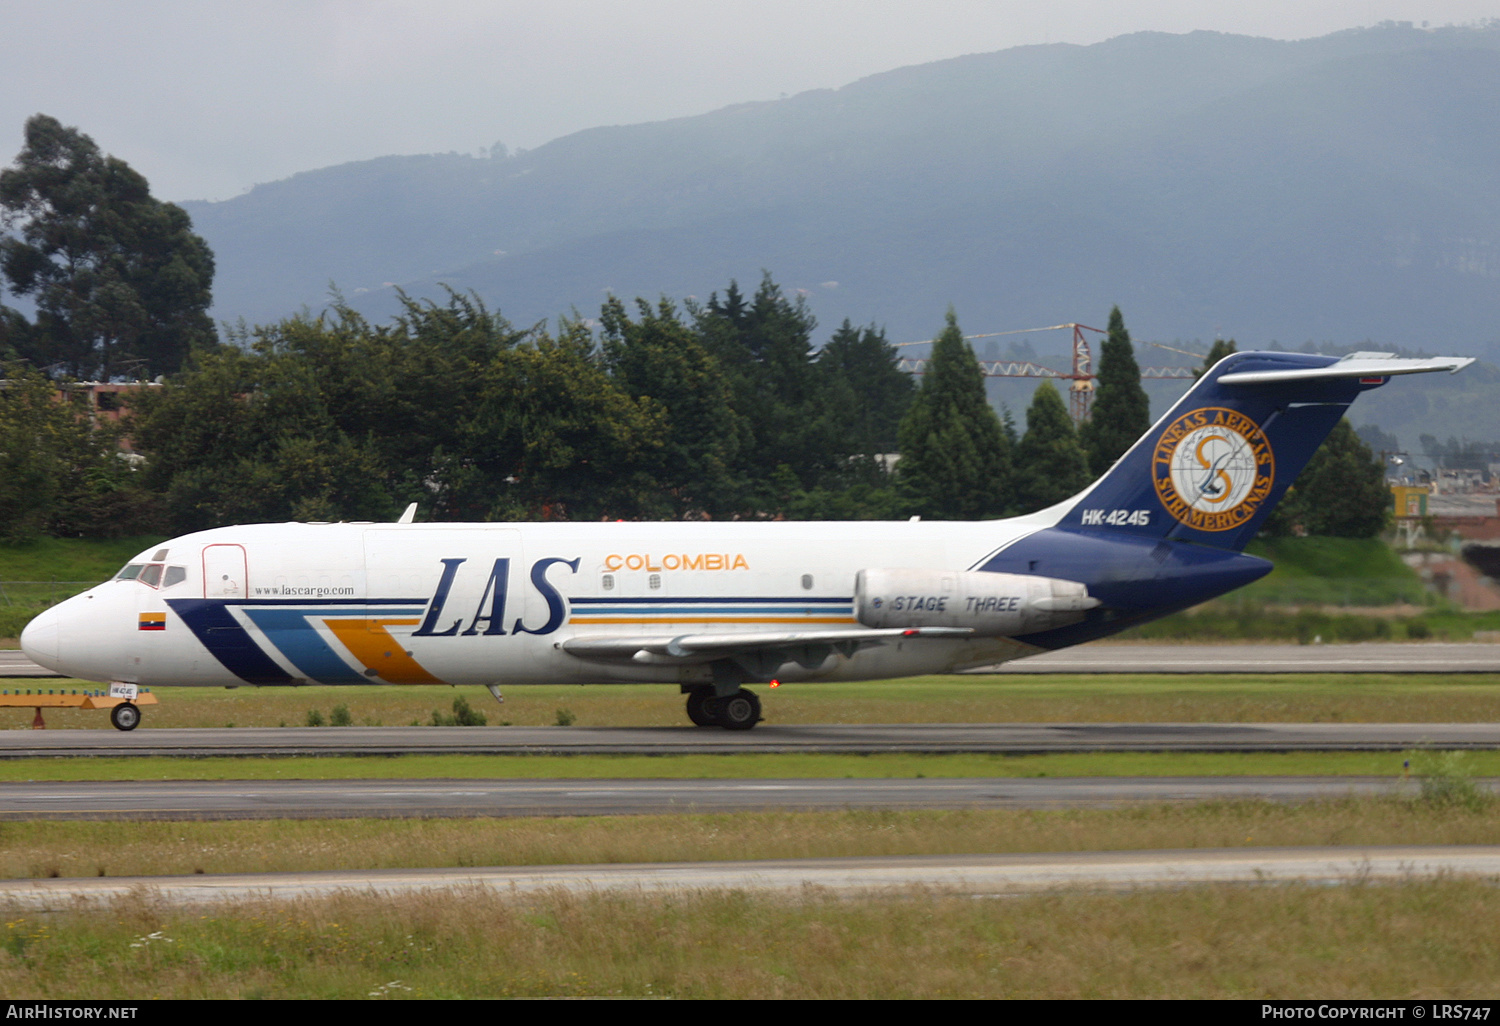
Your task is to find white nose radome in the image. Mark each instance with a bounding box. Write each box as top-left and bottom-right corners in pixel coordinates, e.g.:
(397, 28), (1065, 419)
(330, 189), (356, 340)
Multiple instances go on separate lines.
(19, 604), (61, 671)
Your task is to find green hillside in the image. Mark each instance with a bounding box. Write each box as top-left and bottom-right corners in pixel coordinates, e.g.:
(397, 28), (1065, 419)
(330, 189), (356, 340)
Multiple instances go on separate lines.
(1115, 536), (1500, 643)
(1236, 537), (1429, 607)
(0, 537), (164, 641)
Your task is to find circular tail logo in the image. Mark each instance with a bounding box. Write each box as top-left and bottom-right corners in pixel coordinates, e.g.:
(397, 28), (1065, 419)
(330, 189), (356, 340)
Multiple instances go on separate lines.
(1152, 408), (1274, 532)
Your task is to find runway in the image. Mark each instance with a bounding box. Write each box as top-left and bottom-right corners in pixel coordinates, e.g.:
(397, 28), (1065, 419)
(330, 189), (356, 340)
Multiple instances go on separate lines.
(983, 641), (1500, 673)
(0, 774), (1468, 821)
(5, 721), (1500, 758)
(0, 650), (61, 677)
(3, 846), (1497, 907)
(4, 641), (1499, 679)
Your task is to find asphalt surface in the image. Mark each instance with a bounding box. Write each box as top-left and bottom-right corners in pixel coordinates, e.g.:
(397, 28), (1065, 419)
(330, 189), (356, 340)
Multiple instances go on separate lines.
(0, 774), (1465, 821)
(0, 651), (58, 677)
(3, 846), (1498, 906)
(983, 641), (1500, 673)
(4, 641), (1499, 679)
(5, 721), (1500, 758)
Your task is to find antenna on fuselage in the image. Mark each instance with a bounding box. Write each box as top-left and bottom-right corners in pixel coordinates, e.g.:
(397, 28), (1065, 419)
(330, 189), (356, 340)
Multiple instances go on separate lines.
(397, 502), (418, 525)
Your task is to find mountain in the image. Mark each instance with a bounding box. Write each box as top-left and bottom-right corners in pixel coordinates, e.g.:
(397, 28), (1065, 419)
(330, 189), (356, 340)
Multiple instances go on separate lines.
(184, 22), (1500, 443)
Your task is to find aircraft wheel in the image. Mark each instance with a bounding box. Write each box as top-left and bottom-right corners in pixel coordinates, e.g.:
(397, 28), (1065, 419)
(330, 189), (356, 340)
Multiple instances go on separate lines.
(714, 688), (761, 731)
(685, 689), (719, 727)
(110, 703), (141, 732)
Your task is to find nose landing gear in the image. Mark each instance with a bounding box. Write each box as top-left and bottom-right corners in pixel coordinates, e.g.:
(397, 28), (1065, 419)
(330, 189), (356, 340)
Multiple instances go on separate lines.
(684, 686), (762, 730)
(110, 702), (141, 731)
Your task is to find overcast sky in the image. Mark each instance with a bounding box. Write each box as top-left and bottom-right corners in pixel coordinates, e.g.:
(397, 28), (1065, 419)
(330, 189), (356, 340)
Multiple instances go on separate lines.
(3, 1), (1498, 202)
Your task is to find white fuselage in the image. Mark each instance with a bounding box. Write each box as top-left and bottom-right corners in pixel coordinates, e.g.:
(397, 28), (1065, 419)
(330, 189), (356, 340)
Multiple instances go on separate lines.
(21, 516), (1059, 689)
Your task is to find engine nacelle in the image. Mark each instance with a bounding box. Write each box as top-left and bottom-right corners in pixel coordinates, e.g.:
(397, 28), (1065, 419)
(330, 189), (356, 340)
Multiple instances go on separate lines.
(853, 568), (1100, 637)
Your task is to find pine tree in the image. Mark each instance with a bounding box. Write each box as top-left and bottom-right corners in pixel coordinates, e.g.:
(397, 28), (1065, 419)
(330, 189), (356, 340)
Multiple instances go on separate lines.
(1013, 380), (1092, 514)
(1197, 338), (1238, 378)
(1292, 419), (1390, 538)
(1078, 306), (1151, 476)
(895, 310), (1010, 519)
(692, 274), (827, 499)
(815, 319), (913, 459)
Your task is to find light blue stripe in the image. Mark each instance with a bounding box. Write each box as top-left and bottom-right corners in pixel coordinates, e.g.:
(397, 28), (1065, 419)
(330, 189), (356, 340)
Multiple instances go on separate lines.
(241, 607), (368, 685)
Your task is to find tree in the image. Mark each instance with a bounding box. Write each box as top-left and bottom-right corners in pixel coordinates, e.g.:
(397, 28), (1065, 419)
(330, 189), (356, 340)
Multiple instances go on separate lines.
(131, 336), (395, 531)
(1197, 338), (1237, 378)
(1012, 380), (1091, 514)
(0, 114), (215, 379)
(692, 274), (829, 499)
(1078, 306), (1150, 476)
(459, 321), (665, 520)
(0, 363), (158, 541)
(1262, 419), (1390, 539)
(816, 319), (914, 461)
(1295, 419), (1391, 538)
(895, 310), (1010, 519)
(132, 290), (527, 530)
(600, 295), (747, 517)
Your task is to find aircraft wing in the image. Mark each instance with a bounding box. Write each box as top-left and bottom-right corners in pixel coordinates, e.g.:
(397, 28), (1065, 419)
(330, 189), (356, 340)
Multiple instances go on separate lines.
(561, 626), (972, 665)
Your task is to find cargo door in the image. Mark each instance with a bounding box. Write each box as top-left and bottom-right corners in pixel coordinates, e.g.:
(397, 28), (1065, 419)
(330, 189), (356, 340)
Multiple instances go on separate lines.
(202, 544), (248, 599)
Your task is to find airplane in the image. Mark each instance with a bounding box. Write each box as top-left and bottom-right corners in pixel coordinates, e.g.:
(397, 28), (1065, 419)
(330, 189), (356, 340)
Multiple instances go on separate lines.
(19, 350), (1475, 731)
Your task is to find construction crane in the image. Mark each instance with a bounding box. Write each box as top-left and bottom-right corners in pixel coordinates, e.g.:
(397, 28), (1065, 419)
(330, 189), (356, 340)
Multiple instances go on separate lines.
(894, 322), (1198, 423)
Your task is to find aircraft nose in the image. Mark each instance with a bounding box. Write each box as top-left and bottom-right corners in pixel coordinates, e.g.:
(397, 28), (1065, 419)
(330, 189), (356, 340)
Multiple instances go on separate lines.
(19, 604), (61, 671)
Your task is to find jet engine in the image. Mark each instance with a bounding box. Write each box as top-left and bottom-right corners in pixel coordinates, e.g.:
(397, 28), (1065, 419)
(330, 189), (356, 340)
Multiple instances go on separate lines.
(853, 568), (1100, 637)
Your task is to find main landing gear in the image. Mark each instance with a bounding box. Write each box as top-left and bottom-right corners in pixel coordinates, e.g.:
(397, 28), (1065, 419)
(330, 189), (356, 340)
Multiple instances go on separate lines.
(685, 686), (762, 731)
(110, 702), (141, 731)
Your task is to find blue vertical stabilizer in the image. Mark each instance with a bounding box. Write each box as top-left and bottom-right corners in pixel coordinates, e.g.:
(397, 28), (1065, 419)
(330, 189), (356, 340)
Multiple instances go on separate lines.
(980, 350), (1473, 647)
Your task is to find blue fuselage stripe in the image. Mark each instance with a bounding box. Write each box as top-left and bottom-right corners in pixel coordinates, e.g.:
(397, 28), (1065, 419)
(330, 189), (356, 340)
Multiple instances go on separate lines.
(239, 607), (370, 684)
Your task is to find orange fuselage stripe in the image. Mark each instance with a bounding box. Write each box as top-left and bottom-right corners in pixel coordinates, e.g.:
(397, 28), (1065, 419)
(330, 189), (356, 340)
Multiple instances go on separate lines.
(323, 618), (444, 685)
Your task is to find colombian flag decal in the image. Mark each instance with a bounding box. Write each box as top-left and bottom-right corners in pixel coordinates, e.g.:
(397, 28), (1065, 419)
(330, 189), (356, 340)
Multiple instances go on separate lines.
(138, 613), (166, 631)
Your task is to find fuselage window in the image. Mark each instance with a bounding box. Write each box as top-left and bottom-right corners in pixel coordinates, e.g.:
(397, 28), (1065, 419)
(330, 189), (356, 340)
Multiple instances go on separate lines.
(602, 574), (615, 590)
(162, 565), (187, 588)
(138, 564), (164, 588)
(649, 573), (662, 590)
(115, 564), (144, 581)
(801, 574), (813, 590)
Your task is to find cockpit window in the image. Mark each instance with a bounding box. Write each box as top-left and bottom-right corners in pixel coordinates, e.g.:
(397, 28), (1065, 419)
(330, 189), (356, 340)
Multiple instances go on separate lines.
(115, 564), (144, 581)
(138, 564), (164, 588)
(162, 565), (187, 588)
(152, 549), (170, 561)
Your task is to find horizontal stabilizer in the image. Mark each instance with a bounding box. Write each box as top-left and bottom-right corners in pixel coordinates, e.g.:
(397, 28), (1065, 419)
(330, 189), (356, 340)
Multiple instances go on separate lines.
(1218, 354), (1474, 385)
(562, 626), (972, 664)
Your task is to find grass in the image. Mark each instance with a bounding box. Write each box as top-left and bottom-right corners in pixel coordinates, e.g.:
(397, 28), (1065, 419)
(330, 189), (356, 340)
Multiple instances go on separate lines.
(0, 535), (164, 583)
(0, 536), (164, 641)
(10, 673), (1500, 731)
(1237, 537), (1432, 607)
(0, 794), (1496, 879)
(0, 537), (1489, 996)
(1118, 537), (1498, 640)
(1113, 536), (1500, 640)
(1121, 606), (1500, 642)
(5, 879), (1500, 998)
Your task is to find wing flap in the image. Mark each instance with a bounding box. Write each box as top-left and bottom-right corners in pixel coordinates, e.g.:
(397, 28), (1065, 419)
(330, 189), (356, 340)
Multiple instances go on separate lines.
(561, 626), (972, 664)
